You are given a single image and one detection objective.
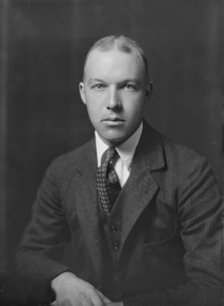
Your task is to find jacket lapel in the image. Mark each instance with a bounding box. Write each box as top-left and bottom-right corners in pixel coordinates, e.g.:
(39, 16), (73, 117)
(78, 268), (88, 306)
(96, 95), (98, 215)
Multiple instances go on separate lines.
(74, 139), (104, 280)
(119, 123), (166, 253)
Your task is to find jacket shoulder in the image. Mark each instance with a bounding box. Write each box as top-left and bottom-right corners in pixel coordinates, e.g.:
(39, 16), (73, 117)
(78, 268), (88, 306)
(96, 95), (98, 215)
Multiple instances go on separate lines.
(46, 139), (95, 177)
(143, 122), (206, 167)
(160, 135), (219, 189)
(162, 135), (206, 167)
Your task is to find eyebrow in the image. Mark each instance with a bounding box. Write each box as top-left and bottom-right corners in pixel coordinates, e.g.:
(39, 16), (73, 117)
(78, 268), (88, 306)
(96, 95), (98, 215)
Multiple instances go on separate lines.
(87, 78), (141, 84)
(88, 78), (105, 84)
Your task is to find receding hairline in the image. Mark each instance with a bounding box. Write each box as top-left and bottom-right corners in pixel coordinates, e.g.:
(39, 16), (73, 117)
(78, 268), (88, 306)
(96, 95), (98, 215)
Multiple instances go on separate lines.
(83, 35), (150, 83)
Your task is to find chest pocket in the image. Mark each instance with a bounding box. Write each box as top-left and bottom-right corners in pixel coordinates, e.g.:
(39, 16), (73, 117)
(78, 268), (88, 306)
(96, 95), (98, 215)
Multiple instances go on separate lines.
(143, 200), (177, 246)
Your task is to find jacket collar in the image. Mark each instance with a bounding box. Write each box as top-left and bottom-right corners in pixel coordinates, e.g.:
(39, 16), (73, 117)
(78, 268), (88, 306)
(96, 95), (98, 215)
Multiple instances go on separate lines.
(134, 120), (165, 172)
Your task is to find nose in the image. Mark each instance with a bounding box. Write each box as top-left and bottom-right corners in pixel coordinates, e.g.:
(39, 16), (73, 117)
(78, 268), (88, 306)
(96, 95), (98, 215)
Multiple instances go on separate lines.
(107, 87), (121, 111)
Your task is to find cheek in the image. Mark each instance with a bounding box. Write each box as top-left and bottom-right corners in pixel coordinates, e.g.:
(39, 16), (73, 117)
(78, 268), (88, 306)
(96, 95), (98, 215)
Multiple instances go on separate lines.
(86, 104), (101, 124)
(125, 100), (145, 118)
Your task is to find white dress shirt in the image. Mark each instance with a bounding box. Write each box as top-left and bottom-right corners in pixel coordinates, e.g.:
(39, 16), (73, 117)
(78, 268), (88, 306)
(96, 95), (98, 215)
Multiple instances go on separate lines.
(95, 122), (143, 187)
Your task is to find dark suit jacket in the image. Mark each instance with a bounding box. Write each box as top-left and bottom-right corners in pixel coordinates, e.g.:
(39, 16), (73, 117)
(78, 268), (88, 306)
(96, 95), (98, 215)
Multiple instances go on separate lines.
(15, 122), (223, 306)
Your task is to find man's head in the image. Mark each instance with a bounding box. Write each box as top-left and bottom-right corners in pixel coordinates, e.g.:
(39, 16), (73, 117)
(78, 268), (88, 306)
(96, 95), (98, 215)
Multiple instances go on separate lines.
(79, 35), (152, 146)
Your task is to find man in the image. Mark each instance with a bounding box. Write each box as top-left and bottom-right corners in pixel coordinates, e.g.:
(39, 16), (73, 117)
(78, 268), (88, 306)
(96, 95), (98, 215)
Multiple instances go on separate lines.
(15, 35), (223, 306)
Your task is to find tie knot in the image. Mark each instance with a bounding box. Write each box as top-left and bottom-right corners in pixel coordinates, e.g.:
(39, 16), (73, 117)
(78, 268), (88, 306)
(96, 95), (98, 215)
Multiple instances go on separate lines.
(101, 147), (117, 166)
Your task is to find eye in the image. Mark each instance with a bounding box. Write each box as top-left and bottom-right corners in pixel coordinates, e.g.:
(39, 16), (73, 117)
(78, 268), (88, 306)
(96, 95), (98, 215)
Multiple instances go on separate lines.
(124, 83), (137, 91)
(92, 83), (106, 90)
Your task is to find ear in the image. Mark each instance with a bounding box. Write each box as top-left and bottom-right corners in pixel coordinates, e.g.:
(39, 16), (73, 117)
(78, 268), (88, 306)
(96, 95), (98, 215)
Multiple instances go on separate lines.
(145, 82), (153, 100)
(79, 82), (86, 104)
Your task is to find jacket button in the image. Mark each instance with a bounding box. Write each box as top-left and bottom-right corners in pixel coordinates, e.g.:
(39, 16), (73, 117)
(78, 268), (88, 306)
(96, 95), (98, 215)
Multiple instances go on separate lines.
(112, 242), (119, 251)
(111, 224), (120, 234)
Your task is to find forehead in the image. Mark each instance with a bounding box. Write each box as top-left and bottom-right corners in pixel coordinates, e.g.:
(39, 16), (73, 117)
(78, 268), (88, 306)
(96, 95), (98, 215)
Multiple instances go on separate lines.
(84, 49), (145, 81)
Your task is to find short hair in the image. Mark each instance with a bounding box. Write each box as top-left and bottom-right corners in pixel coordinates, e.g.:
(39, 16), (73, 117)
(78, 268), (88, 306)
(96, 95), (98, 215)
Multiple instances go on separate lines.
(83, 35), (150, 83)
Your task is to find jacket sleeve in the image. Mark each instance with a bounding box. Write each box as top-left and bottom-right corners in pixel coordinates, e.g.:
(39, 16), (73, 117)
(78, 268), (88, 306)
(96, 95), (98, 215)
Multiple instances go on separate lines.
(123, 157), (223, 306)
(15, 161), (71, 304)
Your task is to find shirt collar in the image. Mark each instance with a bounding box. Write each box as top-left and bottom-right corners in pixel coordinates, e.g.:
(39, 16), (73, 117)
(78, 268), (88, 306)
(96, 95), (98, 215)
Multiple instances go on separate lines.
(95, 122), (143, 169)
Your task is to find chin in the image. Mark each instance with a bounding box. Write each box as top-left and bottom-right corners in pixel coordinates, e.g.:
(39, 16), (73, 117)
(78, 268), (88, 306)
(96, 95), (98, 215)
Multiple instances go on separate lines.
(99, 128), (133, 146)
(103, 135), (129, 146)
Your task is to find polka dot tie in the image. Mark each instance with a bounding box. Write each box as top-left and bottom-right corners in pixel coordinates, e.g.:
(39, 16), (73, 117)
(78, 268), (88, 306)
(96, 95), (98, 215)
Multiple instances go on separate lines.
(96, 147), (121, 216)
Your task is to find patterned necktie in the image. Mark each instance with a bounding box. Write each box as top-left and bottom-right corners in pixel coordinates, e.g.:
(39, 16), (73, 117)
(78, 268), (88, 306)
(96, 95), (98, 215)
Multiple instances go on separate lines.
(96, 147), (121, 215)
